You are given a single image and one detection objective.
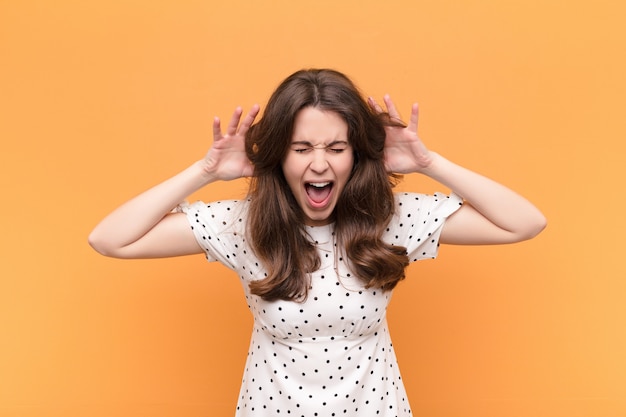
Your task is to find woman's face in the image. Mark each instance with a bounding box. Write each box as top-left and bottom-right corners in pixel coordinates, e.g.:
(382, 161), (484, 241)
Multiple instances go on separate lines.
(282, 107), (354, 226)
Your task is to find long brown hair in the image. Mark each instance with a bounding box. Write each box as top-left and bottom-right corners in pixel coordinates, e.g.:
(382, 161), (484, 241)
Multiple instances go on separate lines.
(245, 69), (408, 301)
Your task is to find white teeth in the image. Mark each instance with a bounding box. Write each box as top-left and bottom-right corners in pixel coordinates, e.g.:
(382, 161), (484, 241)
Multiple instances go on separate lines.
(308, 182), (330, 188)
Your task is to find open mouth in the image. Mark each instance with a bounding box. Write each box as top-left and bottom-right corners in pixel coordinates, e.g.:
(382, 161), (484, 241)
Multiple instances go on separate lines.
(305, 181), (334, 206)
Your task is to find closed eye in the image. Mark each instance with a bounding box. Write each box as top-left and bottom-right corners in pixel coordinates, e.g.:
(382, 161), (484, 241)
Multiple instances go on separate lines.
(293, 147), (313, 153)
(328, 147), (347, 153)
(290, 141), (350, 154)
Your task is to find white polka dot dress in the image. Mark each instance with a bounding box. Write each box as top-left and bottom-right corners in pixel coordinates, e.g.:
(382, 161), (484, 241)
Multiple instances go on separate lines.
(182, 192), (462, 416)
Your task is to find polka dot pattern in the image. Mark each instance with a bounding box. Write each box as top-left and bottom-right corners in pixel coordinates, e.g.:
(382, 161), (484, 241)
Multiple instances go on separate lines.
(181, 192), (462, 416)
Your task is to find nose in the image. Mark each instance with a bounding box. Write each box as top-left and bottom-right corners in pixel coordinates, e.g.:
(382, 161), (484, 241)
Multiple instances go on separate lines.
(309, 148), (329, 173)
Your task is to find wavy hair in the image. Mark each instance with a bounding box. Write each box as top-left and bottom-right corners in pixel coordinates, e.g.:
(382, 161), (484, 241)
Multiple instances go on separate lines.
(245, 69), (409, 301)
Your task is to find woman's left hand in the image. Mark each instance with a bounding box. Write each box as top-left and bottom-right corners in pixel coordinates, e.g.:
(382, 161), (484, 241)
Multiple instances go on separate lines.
(371, 96), (547, 245)
(369, 95), (433, 174)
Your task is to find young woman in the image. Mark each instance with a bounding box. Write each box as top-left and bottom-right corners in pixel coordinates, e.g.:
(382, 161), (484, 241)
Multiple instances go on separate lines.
(89, 69), (546, 416)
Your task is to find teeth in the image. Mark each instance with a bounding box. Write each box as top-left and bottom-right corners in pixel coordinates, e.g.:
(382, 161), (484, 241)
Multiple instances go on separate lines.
(308, 182), (330, 188)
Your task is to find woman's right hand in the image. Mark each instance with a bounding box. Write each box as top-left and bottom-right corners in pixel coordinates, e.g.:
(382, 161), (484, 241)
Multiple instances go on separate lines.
(88, 104), (261, 259)
(202, 105), (260, 181)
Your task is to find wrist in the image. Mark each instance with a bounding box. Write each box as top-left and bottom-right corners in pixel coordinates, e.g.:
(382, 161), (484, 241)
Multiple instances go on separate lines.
(191, 160), (219, 185)
(416, 151), (442, 175)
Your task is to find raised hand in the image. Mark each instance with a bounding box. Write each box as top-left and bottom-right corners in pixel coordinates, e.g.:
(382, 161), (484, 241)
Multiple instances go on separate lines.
(202, 104), (260, 181)
(368, 95), (433, 174)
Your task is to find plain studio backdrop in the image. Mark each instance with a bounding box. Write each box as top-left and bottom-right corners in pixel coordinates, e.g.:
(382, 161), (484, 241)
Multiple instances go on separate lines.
(1, 1), (624, 416)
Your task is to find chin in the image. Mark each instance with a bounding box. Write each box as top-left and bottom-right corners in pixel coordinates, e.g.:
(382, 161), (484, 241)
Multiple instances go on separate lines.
(304, 212), (333, 226)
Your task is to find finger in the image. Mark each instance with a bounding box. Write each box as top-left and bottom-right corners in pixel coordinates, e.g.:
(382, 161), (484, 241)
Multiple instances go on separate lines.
(368, 96), (384, 114)
(238, 104), (260, 134)
(408, 103), (419, 132)
(226, 106), (243, 136)
(383, 95), (401, 120)
(212, 116), (222, 140)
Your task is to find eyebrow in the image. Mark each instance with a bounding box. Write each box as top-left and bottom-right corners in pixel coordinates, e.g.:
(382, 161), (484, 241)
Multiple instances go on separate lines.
(290, 140), (350, 147)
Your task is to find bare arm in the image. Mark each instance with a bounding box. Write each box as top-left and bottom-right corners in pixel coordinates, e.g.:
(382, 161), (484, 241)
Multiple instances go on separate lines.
(421, 152), (546, 244)
(371, 96), (546, 245)
(88, 105), (260, 258)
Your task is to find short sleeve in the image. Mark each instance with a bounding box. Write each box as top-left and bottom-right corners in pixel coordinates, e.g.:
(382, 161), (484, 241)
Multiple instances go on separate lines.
(178, 199), (247, 269)
(385, 192), (463, 262)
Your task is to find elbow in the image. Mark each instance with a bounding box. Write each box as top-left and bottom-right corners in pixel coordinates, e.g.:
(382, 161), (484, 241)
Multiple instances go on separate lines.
(88, 232), (109, 256)
(533, 211), (548, 236)
(520, 213), (548, 241)
(88, 230), (119, 258)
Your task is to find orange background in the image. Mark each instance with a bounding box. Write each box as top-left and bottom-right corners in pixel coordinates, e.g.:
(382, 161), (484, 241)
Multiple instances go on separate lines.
(1, 1), (625, 416)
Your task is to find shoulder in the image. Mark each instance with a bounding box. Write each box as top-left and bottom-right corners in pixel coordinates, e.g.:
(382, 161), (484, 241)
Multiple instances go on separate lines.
(394, 191), (463, 214)
(389, 191), (463, 232)
(179, 199), (249, 230)
(178, 199), (251, 266)
(386, 192), (463, 262)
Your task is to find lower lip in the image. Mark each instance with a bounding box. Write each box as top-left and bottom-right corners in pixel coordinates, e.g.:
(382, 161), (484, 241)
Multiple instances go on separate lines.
(305, 185), (333, 209)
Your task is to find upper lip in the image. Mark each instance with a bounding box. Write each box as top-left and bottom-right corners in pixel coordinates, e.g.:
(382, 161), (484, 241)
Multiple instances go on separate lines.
(304, 179), (334, 185)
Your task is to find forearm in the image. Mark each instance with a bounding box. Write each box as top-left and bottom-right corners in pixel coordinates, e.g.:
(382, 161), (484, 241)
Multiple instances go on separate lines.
(88, 160), (215, 255)
(423, 152), (547, 241)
